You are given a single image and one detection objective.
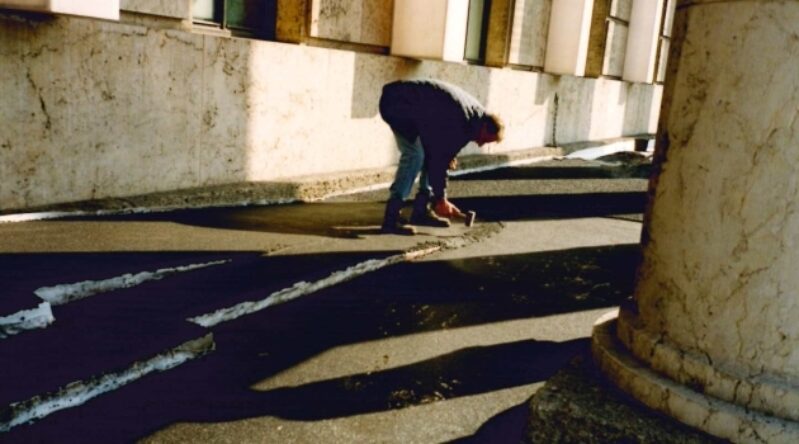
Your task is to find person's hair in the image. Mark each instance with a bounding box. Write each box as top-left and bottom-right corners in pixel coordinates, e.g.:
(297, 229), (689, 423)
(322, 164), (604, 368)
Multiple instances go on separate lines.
(483, 113), (505, 142)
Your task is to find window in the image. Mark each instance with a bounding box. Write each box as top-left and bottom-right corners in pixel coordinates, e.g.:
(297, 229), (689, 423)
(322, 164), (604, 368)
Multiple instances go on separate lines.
(464, 0), (491, 63)
(192, 0), (276, 39)
(653, 0), (676, 83)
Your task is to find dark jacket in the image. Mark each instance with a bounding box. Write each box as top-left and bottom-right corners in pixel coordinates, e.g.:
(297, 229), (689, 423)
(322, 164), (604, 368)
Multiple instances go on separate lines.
(379, 79), (488, 199)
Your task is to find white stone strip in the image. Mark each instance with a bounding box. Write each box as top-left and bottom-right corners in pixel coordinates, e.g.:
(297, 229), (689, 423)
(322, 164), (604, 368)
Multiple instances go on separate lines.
(0, 211), (91, 223)
(34, 260), (230, 306)
(188, 246), (442, 328)
(0, 302), (54, 339)
(0, 334), (214, 433)
(564, 140), (649, 161)
(449, 155), (558, 177)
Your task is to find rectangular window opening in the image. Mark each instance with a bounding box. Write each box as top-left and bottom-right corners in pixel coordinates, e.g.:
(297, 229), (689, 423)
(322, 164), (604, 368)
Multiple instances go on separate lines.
(192, 0), (276, 40)
(464, 0), (491, 63)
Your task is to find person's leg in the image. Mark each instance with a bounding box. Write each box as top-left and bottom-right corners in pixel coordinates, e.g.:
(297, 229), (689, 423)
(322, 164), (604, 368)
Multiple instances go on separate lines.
(409, 158), (449, 228)
(388, 133), (424, 201)
(418, 167), (432, 199)
(382, 133), (423, 234)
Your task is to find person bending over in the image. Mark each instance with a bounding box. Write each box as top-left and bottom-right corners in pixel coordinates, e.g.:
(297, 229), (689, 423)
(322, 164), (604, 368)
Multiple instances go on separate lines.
(378, 78), (504, 235)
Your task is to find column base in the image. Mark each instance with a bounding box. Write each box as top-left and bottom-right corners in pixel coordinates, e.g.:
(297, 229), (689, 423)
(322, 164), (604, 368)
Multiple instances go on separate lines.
(592, 311), (799, 444)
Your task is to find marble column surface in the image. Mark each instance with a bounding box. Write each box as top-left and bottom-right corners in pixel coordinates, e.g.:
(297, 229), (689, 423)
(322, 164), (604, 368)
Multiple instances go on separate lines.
(595, 1), (799, 442)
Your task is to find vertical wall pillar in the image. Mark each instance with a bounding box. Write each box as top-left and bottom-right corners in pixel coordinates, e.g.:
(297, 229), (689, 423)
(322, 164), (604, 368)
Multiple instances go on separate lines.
(484, 0), (514, 67)
(653, 0), (676, 84)
(276, 0), (309, 43)
(622, 0), (664, 83)
(390, 0), (469, 62)
(585, 0), (631, 78)
(594, 0), (799, 442)
(544, 0), (595, 76)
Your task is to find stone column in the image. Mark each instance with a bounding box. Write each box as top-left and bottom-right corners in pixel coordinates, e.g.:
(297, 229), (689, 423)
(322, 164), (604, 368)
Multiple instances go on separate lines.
(593, 1), (799, 442)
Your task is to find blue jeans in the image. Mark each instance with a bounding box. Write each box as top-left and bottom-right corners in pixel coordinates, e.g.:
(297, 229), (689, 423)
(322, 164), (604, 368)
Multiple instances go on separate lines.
(388, 133), (432, 200)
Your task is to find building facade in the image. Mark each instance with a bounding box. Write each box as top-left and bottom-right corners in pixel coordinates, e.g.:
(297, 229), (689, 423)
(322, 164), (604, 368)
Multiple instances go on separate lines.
(1, 0), (672, 212)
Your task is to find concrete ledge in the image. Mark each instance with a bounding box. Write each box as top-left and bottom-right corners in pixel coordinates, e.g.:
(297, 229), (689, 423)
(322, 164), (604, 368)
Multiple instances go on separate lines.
(591, 313), (799, 444)
(0, 146), (562, 217)
(0, 138), (651, 220)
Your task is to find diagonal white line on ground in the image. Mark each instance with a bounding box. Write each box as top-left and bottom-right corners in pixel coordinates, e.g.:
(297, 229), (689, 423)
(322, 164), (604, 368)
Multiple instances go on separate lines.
(0, 334), (215, 433)
(188, 246), (441, 328)
(34, 260), (231, 306)
(0, 302), (54, 339)
(189, 222), (503, 328)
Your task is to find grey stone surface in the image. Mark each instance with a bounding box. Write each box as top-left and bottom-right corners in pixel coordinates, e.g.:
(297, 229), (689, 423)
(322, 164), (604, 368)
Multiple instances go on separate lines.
(526, 353), (724, 444)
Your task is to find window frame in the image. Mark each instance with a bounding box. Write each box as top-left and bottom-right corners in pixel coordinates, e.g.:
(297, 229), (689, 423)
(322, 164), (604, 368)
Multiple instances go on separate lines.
(192, 0), (276, 40)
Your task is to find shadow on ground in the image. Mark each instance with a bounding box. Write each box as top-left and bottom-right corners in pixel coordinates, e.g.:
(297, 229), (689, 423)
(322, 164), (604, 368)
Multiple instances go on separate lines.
(452, 162), (651, 181)
(449, 193), (646, 223)
(446, 400), (532, 444)
(63, 191), (646, 240)
(4, 241), (639, 442)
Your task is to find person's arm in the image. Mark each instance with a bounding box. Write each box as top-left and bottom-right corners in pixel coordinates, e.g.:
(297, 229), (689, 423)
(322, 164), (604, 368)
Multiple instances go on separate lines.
(421, 135), (467, 218)
(426, 153), (450, 202)
(433, 196), (464, 218)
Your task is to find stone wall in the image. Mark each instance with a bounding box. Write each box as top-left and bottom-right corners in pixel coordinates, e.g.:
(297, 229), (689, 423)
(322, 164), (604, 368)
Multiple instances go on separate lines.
(0, 10), (660, 211)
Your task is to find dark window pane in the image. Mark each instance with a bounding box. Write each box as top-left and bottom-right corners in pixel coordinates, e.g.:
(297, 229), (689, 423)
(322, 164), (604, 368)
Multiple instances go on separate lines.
(465, 0), (489, 62)
(225, 0), (264, 32)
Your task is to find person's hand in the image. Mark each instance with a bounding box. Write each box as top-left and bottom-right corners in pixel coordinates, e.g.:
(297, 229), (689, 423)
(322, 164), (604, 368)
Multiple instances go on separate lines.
(448, 158), (458, 171)
(434, 198), (464, 219)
